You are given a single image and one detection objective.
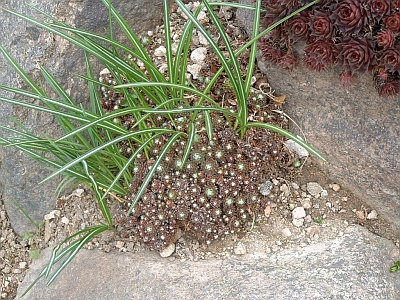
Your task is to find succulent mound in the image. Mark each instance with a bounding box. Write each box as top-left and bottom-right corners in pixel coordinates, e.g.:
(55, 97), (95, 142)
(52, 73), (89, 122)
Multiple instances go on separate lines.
(99, 72), (297, 250)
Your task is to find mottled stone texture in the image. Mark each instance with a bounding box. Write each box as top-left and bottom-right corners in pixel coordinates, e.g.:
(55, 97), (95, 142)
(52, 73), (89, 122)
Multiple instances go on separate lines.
(18, 225), (400, 299)
(237, 1), (400, 232)
(0, 0), (164, 235)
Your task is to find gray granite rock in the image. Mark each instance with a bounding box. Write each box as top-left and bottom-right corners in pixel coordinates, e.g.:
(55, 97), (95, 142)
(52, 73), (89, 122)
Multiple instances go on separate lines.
(237, 1), (400, 232)
(0, 0), (164, 235)
(18, 225), (400, 299)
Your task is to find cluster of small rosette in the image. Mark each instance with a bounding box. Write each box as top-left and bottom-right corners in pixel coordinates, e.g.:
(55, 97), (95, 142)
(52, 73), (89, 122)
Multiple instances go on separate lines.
(259, 0), (400, 97)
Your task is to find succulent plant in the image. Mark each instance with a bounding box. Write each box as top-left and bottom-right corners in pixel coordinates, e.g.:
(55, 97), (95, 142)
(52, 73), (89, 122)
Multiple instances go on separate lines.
(259, 0), (400, 97)
(114, 104), (293, 250)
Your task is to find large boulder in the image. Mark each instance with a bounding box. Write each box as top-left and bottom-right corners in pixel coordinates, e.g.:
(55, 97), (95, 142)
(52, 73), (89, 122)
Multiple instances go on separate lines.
(237, 2), (400, 231)
(0, 0), (164, 235)
(17, 225), (400, 299)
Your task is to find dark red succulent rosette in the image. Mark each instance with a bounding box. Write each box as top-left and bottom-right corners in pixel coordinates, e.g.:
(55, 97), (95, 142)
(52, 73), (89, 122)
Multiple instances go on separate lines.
(259, 0), (400, 96)
(330, 0), (368, 34)
(278, 52), (297, 71)
(309, 11), (334, 40)
(377, 80), (400, 96)
(384, 13), (400, 34)
(337, 38), (376, 73)
(339, 71), (355, 88)
(376, 67), (389, 81)
(262, 0), (291, 27)
(259, 38), (283, 63)
(377, 46), (400, 72)
(366, 0), (392, 21)
(376, 29), (395, 49)
(303, 40), (338, 71)
(285, 12), (310, 43)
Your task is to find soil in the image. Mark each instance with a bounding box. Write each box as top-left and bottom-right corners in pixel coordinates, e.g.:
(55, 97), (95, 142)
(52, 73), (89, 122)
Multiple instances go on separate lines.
(1, 2), (400, 299)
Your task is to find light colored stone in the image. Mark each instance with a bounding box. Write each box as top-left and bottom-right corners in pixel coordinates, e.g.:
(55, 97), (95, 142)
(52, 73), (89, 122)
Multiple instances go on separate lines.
(187, 64), (203, 79)
(301, 199), (312, 209)
(44, 210), (60, 221)
(282, 228), (292, 237)
(355, 210), (365, 220)
(44, 220), (51, 243)
(284, 139), (309, 158)
(367, 210), (378, 220)
(159, 243), (175, 258)
(72, 188), (85, 197)
(154, 45), (166, 57)
(17, 225), (400, 299)
(264, 205), (271, 217)
(332, 184), (341, 192)
(307, 182), (323, 197)
(320, 190), (328, 198)
(292, 207), (306, 219)
(234, 242), (246, 255)
(197, 10), (208, 22)
(158, 63), (168, 73)
(292, 218), (304, 227)
(190, 47), (207, 64)
(259, 180), (273, 196)
(115, 241), (125, 249)
(280, 184), (290, 197)
(99, 68), (110, 75)
(198, 32), (209, 45)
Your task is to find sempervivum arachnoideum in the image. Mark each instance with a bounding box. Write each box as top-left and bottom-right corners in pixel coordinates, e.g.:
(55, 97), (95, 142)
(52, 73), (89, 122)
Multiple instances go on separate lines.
(119, 116), (292, 250)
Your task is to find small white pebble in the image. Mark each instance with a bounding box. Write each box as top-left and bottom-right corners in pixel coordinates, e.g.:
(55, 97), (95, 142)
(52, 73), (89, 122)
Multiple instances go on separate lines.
(367, 210), (378, 220)
(115, 241), (125, 249)
(292, 207), (306, 219)
(154, 46), (167, 57)
(292, 218), (304, 227)
(301, 199), (312, 209)
(282, 228), (292, 237)
(234, 242), (247, 255)
(320, 189), (328, 198)
(159, 243), (175, 258)
(332, 183), (341, 191)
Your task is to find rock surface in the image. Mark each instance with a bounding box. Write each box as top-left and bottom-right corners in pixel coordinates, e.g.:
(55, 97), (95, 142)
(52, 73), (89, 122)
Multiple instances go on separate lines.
(18, 225), (400, 299)
(0, 0), (164, 235)
(237, 1), (400, 232)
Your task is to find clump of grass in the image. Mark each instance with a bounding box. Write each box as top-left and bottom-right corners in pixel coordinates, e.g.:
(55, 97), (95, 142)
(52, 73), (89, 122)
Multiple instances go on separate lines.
(0, 0), (322, 294)
(390, 261), (400, 272)
(314, 217), (324, 224)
